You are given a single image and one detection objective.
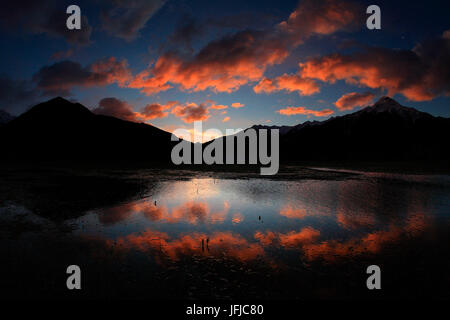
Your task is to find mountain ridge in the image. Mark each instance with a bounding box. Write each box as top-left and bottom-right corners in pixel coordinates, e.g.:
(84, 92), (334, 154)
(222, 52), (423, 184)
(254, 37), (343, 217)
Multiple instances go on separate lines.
(252, 96), (440, 135)
(0, 97), (176, 163)
(278, 96), (450, 161)
(0, 109), (15, 126)
(0, 96), (448, 164)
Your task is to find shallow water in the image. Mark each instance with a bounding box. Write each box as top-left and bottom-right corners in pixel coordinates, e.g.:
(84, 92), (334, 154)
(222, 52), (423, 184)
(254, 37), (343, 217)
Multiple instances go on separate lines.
(71, 172), (450, 283)
(1, 168), (450, 299)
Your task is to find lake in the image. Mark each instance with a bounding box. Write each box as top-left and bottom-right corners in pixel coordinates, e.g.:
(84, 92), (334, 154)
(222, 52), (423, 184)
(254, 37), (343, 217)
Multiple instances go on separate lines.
(1, 166), (449, 299)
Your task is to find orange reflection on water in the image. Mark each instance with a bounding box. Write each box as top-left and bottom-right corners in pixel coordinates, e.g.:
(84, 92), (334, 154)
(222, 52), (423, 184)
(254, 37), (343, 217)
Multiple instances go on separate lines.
(302, 212), (428, 261)
(97, 178), (433, 266)
(254, 227), (320, 248)
(279, 205), (308, 219)
(103, 210), (429, 266)
(109, 230), (265, 262)
(336, 211), (376, 230)
(98, 200), (230, 225)
(279, 203), (331, 220)
(279, 227), (321, 247)
(232, 213), (244, 224)
(97, 202), (137, 225)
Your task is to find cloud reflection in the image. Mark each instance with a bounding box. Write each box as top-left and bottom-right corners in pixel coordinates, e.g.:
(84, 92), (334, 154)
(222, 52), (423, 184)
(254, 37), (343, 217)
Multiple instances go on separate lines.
(97, 199), (229, 225)
(109, 230), (264, 262)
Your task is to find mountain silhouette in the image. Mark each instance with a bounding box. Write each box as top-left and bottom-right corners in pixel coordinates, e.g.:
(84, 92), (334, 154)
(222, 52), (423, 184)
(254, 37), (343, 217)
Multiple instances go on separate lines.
(207, 96), (449, 165)
(1, 96), (448, 165)
(278, 96), (450, 162)
(0, 109), (15, 126)
(0, 97), (176, 163)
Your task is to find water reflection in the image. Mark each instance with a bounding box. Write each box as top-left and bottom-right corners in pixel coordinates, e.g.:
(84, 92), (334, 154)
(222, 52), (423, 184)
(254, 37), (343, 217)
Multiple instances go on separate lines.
(2, 169), (450, 299)
(108, 230), (264, 262)
(301, 212), (429, 261)
(71, 174), (449, 268)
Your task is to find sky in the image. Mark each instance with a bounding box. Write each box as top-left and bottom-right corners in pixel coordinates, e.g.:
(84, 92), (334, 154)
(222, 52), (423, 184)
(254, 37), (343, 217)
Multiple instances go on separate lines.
(0, 0), (449, 139)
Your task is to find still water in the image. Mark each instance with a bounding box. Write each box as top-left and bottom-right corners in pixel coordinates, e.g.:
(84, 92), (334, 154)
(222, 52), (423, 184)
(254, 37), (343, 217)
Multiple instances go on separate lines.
(2, 168), (450, 299)
(72, 172), (450, 263)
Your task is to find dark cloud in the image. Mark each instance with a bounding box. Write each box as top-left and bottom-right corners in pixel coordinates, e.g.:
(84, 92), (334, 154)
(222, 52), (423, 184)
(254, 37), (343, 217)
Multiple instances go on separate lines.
(141, 101), (177, 120)
(0, 76), (39, 114)
(207, 12), (280, 30)
(51, 49), (74, 61)
(100, 0), (166, 41)
(32, 58), (131, 96)
(171, 103), (210, 123)
(168, 15), (204, 50)
(0, 56), (131, 113)
(0, 0), (92, 45)
(33, 61), (98, 96)
(40, 9), (92, 46)
(92, 97), (138, 122)
(165, 10), (280, 53)
(92, 98), (179, 122)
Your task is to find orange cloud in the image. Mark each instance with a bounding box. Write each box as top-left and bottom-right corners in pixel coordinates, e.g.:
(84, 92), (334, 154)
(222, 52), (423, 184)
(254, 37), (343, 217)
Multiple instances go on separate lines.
(253, 77), (277, 94)
(222, 116), (230, 123)
(128, 0), (359, 95)
(277, 0), (359, 45)
(277, 106), (334, 117)
(254, 74), (319, 96)
(129, 37), (288, 94)
(90, 57), (132, 87)
(335, 92), (375, 111)
(231, 102), (245, 108)
(209, 104), (228, 110)
(299, 33), (450, 101)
